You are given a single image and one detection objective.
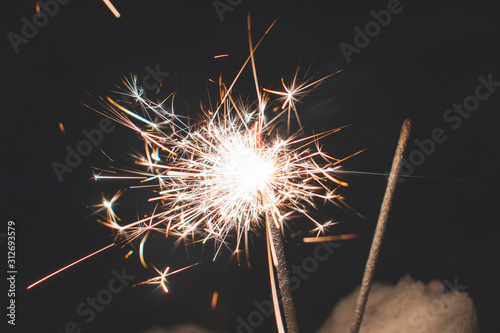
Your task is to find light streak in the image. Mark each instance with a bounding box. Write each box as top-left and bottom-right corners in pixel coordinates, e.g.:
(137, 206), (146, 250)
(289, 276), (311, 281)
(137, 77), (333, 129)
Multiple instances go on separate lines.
(28, 243), (115, 289)
(211, 291), (219, 311)
(125, 250), (134, 259)
(102, 0), (121, 18)
(303, 233), (359, 243)
(36, 1), (41, 18)
(58, 122), (66, 134)
(136, 263), (199, 293)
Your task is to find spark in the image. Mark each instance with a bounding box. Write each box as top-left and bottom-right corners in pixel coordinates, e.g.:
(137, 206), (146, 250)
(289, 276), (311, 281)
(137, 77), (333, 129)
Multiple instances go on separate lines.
(136, 266), (171, 293)
(36, 1), (41, 18)
(214, 54), (229, 59)
(303, 233), (360, 243)
(58, 122), (66, 134)
(136, 263), (199, 293)
(211, 291), (219, 311)
(263, 69), (343, 130)
(125, 250), (134, 259)
(28, 243), (115, 289)
(87, 189), (125, 225)
(102, 0), (121, 18)
(308, 220), (339, 238)
(99, 148), (114, 162)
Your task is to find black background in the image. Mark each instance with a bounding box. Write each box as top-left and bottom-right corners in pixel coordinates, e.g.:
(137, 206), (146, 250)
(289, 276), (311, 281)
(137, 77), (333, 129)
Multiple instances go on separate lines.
(2, 1), (500, 332)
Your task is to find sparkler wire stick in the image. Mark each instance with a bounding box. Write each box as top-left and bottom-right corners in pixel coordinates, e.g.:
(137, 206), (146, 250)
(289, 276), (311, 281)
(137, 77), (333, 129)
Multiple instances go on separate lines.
(267, 222), (286, 333)
(268, 213), (299, 333)
(349, 119), (412, 333)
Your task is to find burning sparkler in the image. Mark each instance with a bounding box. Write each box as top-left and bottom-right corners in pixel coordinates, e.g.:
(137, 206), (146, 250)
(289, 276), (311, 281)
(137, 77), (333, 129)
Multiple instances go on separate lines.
(91, 73), (349, 255)
(88, 68), (350, 331)
(29, 17), (356, 333)
(96, 75), (342, 235)
(86, 19), (354, 330)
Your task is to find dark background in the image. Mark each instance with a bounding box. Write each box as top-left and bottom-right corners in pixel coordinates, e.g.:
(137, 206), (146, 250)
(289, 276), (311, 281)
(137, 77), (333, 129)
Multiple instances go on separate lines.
(2, 1), (500, 332)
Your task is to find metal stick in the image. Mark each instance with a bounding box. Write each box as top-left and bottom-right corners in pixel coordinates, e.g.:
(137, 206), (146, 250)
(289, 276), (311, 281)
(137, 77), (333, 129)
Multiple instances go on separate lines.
(349, 119), (412, 333)
(269, 216), (300, 333)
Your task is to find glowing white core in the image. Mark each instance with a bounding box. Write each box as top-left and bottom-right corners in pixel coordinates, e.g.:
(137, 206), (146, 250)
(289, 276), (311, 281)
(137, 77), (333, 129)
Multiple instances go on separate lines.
(224, 146), (275, 197)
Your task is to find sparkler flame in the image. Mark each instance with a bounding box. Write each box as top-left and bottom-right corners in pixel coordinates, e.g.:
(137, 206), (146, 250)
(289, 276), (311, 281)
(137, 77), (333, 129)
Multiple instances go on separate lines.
(28, 20), (356, 332)
(92, 71), (348, 263)
(25, 16), (362, 333)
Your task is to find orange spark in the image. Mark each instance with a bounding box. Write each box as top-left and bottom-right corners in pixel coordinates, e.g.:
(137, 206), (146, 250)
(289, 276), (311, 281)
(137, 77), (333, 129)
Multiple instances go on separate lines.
(102, 0), (121, 18)
(28, 243), (115, 289)
(58, 122), (66, 134)
(211, 291), (219, 311)
(303, 233), (359, 243)
(36, 1), (41, 18)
